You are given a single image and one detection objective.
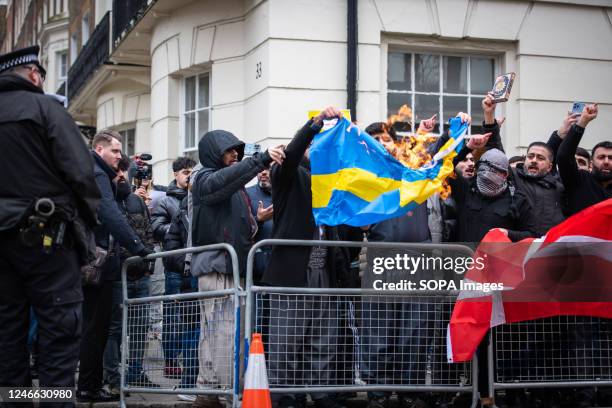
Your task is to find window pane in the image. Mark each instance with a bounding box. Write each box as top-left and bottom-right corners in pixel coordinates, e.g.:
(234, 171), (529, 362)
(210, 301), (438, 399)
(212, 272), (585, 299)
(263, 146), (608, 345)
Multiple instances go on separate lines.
(185, 76), (195, 111)
(198, 74), (209, 109)
(415, 54), (439, 92)
(387, 93), (413, 132)
(443, 56), (467, 94)
(470, 57), (494, 94)
(126, 129), (135, 157)
(184, 150), (199, 163)
(442, 96), (467, 134)
(415, 94), (439, 133)
(197, 110), (209, 140)
(470, 97), (486, 130)
(184, 112), (195, 149)
(388, 52), (411, 91)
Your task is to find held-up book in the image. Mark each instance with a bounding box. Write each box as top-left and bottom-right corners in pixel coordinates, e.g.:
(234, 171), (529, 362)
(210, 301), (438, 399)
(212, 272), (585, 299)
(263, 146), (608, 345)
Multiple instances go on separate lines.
(491, 72), (516, 102)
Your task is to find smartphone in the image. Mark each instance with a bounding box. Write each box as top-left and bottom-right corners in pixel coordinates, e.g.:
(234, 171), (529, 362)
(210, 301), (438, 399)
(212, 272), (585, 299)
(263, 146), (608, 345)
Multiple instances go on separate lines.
(244, 143), (261, 156)
(571, 102), (585, 115)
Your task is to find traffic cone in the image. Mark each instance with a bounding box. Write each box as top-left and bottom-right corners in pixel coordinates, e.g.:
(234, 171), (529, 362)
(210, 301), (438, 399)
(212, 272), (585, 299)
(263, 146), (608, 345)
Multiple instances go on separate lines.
(243, 333), (272, 408)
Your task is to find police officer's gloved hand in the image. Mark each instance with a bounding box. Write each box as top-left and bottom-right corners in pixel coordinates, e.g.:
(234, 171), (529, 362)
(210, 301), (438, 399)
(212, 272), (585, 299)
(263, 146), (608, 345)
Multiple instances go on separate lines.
(137, 247), (155, 258)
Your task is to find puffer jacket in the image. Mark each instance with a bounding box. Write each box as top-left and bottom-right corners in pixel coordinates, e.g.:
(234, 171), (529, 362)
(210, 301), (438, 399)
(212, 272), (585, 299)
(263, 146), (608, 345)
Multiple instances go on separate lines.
(150, 180), (187, 243)
(191, 130), (273, 276)
(117, 186), (156, 280)
(162, 196), (189, 274)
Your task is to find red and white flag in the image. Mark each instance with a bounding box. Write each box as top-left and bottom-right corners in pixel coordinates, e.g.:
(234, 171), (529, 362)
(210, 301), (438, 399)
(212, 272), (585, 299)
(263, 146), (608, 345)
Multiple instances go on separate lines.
(447, 198), (612, 363)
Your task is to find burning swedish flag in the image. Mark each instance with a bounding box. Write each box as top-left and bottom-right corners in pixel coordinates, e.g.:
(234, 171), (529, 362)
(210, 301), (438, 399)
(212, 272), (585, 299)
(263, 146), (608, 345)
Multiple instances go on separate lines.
(310, 116), (468, 226)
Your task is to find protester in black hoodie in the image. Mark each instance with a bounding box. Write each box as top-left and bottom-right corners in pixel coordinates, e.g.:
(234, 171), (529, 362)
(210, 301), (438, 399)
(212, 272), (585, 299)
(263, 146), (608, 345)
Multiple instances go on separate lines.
(190, 129), (284, 408)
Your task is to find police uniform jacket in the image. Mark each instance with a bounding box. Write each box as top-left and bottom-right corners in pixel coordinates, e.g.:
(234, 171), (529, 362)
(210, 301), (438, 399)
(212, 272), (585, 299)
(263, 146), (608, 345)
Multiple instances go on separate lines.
(0, 73), (100, 232)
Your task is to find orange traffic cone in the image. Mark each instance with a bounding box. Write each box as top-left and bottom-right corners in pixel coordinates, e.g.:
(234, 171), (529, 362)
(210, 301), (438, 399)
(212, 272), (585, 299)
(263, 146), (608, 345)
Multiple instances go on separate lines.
(243, 333), (272, 408)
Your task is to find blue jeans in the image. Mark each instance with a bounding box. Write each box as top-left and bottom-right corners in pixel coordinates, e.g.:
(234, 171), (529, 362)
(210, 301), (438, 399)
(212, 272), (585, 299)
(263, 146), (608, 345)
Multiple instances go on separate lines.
(162, 272), (183, 362)
(103, 277), (150, 386)
(162, 271), (199, 388)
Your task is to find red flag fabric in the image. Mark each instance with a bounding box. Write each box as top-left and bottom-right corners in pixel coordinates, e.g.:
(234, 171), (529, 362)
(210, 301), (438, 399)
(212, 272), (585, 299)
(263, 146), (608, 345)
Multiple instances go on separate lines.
(447, 198), (612, 363)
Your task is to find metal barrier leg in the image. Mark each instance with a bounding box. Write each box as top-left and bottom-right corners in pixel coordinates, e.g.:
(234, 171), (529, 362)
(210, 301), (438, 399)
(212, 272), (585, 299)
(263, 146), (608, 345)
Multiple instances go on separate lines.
(471, 352), (479, 408)
(488, 331), (498, 408)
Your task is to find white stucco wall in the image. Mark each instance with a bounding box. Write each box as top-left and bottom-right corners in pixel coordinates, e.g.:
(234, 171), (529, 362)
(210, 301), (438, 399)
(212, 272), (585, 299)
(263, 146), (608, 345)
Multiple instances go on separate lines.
(96, 78), (151, 157)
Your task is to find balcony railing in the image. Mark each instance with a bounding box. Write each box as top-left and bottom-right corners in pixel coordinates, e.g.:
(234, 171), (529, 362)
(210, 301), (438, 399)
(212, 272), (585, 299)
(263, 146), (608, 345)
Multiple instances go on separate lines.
(67, 12), (110, 102)
(112, 0), (152, 49)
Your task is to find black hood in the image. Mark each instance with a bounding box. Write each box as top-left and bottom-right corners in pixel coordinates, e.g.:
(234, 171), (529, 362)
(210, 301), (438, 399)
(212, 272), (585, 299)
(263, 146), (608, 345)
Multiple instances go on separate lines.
(0, 73), (43, 94)
(166, 179), (188, 200)
(198, 129), (245, 170)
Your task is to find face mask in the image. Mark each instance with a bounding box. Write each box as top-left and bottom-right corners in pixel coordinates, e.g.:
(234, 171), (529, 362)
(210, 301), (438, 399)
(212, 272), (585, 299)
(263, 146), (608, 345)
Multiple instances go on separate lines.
(476, 163), (507, 197)
(116, 180), (132, 200)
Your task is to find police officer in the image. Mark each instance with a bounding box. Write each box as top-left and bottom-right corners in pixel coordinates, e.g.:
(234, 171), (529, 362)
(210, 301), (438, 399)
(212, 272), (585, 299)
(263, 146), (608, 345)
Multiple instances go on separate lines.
(0, 46), (101, 407)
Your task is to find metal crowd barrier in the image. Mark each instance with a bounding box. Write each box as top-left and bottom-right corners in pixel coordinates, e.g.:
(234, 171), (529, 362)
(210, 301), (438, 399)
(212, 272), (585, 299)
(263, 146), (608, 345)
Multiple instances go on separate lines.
(244, 239), (479, 407)
(488, 316), (612, 402)
(120, 244), (242, 408)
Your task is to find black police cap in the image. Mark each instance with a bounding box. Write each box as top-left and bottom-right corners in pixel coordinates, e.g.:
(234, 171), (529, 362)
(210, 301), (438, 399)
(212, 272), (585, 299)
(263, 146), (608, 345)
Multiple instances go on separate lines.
(0, 45), (46, 77)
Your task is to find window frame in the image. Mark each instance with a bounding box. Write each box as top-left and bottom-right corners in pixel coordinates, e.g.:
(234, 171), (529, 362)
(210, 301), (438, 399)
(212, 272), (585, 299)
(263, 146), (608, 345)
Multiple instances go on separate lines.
(118, 127), (136, 157)
(180, 71), (212, 156)
(56, 50), (67, 85)
(386, 48), (501, 136)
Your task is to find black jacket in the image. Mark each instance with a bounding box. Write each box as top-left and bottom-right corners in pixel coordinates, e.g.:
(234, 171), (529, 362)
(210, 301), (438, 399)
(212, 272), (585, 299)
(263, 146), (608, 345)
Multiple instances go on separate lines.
(510, 164), (565, 236)
(151, 180), (187, 243)
(449, 175), (536, 242)
(246, 183), (274, 281)
(191, 130), (272, 276)
(92, 152), (145, 280)
(447, 120), (536, 242)
(557, 124), (612, 216)
(117, 187), (155, 280)
(262, 120), (348, 288)
(0, 74), (100, 233)
(163, 196), (189, 274)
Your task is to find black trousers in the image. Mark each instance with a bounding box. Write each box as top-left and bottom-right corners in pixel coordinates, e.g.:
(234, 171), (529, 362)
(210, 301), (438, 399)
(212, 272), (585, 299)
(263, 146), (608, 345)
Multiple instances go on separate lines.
(77, 280), (113, 392)
(0, 232), (82, 408)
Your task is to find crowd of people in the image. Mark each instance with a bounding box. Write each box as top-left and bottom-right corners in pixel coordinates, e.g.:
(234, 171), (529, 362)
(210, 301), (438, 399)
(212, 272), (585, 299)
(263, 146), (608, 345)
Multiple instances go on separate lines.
(1, 44), (611, 408)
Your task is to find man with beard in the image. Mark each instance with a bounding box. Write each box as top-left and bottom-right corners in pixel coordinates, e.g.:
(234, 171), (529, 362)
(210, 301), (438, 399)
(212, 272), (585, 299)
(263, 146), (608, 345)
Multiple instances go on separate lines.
(247, 167), (274, 282)
(510, 142), (565, 237)
(557, 104), (611, 215)
(455, 152), (475, 179)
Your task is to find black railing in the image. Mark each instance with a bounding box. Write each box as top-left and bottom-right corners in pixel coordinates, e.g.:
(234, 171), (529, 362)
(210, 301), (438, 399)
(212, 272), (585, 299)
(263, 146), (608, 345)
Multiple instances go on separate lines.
(67, 12), (110, 102)
(112, 0), (151, 49)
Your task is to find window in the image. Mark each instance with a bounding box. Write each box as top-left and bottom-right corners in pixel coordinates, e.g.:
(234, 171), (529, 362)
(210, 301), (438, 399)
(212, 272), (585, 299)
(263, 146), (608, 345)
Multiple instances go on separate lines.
(182, 73), (210, 154)
(57, 51), (67, 86)
(70, 33), (78, 64)
(119, 128), (136, 157)
(387, 52), (496, 135)
(82, 13), (90, 45)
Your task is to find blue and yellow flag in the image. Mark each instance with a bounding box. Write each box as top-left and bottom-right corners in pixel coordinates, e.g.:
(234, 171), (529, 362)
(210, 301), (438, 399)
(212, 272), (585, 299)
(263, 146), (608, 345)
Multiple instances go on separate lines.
(311, 117), (468, 226)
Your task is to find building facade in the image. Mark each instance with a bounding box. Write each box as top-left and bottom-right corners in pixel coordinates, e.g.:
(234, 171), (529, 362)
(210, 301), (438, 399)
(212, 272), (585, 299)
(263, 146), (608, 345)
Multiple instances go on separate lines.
(3, 0), (612, 185)
(1, 0), (71, 95)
